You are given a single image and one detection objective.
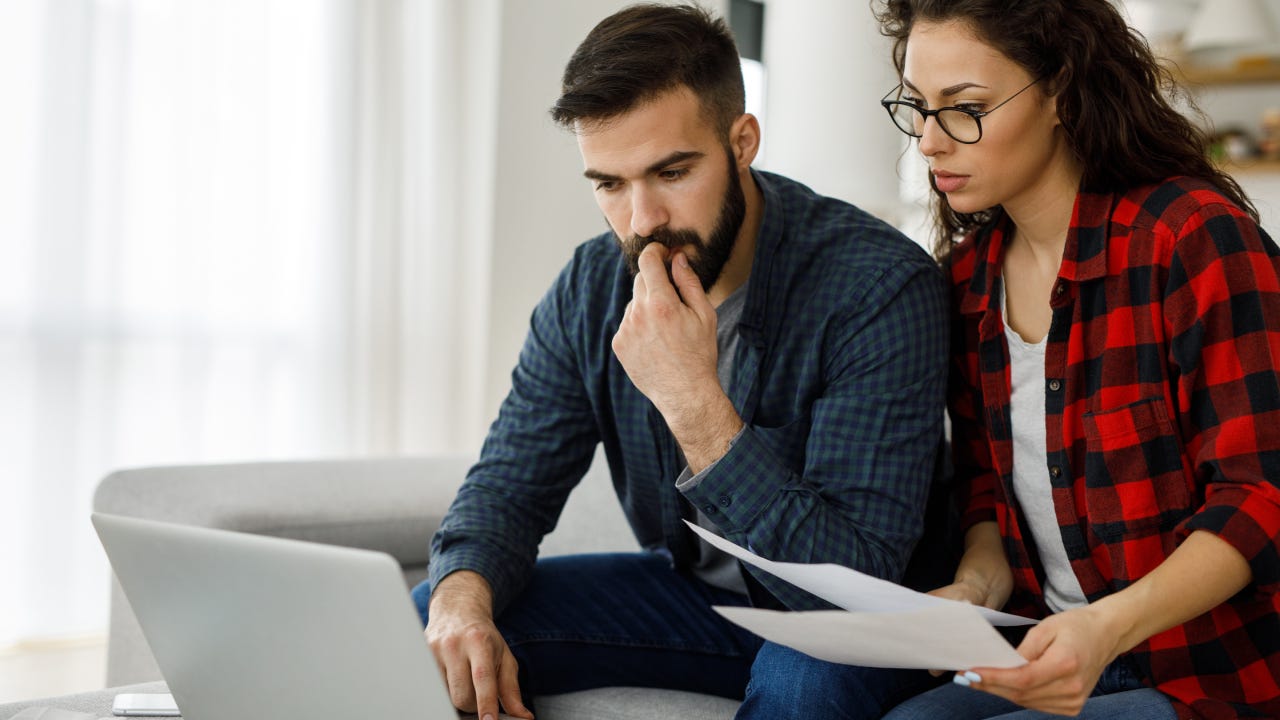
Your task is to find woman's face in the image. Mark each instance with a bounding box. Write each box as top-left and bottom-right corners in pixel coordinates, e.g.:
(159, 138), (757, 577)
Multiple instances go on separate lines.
(901, 20), (1065, 216)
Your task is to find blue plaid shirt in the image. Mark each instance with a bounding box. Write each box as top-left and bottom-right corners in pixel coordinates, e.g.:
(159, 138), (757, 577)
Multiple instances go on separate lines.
(429, 170), (948, 612)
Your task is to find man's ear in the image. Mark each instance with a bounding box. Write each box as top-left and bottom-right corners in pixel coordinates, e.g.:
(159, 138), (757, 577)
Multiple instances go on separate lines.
(728, 113), (761, 170)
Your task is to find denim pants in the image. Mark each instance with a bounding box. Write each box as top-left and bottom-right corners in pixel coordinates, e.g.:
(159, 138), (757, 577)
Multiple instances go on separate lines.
(881, 654), (1176, 720)
(412, 552), (938, 720)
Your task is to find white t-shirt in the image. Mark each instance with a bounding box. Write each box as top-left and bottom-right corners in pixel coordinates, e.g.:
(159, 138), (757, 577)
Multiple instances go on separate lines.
(1002, 284), (1087, 613)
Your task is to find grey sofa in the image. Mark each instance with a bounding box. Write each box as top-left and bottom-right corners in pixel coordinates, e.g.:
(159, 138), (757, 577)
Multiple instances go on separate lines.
(0, 454), (741, 720)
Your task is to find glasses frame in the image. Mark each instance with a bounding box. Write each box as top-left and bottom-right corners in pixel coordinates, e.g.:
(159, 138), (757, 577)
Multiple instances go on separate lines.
(879, 77), (1041, 145)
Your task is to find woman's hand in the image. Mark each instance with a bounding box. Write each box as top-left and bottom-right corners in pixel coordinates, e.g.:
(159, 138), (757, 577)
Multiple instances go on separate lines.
(957, 531), (1253, 716)
(924, 579), (1000, 676)
(928, 577), (998, 609)
(925, 523), (1014, 676)
(960, 605), (1121, 716)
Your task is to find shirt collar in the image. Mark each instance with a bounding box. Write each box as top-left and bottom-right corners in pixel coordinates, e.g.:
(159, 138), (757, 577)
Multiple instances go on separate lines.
(957, 188), (1115, 318)
(737, 168), (783, 339)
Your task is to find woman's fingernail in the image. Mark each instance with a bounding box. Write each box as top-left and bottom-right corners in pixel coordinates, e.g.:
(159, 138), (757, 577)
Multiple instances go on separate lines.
(952, 673), (971, 687)
(964, 671), (983, 683)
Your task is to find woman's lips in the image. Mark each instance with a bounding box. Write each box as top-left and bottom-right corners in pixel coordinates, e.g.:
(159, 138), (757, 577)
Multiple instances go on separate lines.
(933, 171), (969, 193)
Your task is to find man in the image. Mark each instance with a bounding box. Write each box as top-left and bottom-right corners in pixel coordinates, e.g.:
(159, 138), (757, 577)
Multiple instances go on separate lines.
(415, 5), (948, 719)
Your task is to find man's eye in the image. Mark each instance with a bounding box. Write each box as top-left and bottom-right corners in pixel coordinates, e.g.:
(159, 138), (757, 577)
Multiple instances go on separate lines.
(595, 181), (619, 192)
(659, 168), (688, 181)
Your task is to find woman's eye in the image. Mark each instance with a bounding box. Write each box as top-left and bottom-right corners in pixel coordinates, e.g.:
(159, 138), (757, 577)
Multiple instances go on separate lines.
(955, 102), (986, 113)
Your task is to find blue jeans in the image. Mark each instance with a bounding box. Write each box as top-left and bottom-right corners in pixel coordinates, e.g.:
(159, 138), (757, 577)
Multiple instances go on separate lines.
(412, 552), (937, 720)
(881, 655), (1176, 720)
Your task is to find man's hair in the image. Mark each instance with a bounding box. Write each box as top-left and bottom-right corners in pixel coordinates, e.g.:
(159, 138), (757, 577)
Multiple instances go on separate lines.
(875, 0), (1259, 259)
(550, 3), (745, 137)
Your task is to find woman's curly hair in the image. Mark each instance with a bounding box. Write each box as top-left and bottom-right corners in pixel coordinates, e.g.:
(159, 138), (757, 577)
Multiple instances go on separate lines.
(874, 0), (1259, 259)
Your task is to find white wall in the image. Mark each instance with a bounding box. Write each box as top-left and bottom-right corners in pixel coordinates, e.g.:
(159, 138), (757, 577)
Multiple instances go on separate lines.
(757, 1), (907, 225)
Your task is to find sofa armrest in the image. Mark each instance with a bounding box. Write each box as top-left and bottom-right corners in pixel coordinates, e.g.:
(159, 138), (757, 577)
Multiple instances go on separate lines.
(93, 455), (471, 567)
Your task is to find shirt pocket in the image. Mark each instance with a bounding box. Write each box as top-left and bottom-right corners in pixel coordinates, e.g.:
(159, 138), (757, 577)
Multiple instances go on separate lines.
(1081, 397), (1192, 540)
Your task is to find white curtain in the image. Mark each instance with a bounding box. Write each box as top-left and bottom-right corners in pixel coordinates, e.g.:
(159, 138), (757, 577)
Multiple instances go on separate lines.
(0, 0), (495, 646)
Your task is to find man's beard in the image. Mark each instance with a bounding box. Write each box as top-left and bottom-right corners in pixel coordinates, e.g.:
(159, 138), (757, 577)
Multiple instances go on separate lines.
(617, 155), (746, 293)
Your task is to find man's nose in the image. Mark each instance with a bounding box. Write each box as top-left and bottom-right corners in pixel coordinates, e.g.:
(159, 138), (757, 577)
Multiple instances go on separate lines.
(629, 184), (670, 238)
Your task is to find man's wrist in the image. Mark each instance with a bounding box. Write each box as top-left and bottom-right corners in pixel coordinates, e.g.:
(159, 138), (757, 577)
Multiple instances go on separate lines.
(666, 390), (743, 473)
(429, 570), (494, 617)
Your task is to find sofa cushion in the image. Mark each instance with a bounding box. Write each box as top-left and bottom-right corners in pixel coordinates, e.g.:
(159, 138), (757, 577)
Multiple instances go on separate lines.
(536, 687), (739, 720)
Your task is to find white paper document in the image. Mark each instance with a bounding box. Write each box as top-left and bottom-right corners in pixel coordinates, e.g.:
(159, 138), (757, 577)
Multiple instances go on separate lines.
(687, 521), (1037, 670)
(714, 604), (1028, 670)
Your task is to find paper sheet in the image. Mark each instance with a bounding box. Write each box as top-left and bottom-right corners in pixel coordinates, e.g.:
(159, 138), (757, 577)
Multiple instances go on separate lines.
(687, 521), (1035, 626)
(685, 521), (1038, 670)
(713, 604), (1029, 670)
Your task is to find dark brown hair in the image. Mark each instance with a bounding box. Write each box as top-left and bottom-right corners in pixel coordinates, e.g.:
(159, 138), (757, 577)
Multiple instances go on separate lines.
(874, 0), (1259, 259)
(550, 3), (745, 137)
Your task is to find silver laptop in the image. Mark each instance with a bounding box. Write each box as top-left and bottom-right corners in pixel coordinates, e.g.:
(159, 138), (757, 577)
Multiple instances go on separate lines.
(92, 512), (476, 719)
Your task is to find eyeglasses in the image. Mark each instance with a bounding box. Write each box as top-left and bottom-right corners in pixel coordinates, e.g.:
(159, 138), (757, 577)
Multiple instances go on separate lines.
(879, 78), (1041, 144)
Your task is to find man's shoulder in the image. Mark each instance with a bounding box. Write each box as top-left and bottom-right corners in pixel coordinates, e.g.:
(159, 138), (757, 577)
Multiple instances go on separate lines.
(549, 231), (627, 294)
(758, 171), (935, 277)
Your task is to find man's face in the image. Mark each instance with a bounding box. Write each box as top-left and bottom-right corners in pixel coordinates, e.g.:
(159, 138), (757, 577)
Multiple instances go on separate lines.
(576, 87), (746, 292)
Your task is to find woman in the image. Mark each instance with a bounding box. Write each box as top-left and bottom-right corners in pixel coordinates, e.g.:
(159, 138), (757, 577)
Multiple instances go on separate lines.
(873, 1), (1280, 718)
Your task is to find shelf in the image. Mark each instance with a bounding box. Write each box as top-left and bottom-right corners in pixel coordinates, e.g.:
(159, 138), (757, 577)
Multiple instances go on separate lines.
(1176, 63), (1280, 86)
(1219, 159), (1280, 176)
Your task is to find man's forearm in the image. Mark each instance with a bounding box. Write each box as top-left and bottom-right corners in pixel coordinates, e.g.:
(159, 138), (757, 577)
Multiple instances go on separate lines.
(664, 388), (744, 474)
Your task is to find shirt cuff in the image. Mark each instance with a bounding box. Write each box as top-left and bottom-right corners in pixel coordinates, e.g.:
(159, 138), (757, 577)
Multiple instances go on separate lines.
(674, 426), (746, 491)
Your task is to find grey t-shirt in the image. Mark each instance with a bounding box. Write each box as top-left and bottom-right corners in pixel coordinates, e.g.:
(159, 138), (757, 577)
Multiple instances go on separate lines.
(674, 282), (750, 595)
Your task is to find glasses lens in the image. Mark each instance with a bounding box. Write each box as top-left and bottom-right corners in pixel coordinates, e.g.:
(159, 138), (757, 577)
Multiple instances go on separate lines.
(937, 110), (981, 143)
(888, 103), (924, 137)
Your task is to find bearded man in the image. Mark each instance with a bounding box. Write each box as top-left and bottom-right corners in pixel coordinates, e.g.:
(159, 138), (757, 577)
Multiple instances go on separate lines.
(415, 5), (949, 720)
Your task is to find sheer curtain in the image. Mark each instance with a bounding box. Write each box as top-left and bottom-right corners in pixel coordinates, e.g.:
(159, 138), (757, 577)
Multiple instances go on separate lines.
(0, 0), (495, 646)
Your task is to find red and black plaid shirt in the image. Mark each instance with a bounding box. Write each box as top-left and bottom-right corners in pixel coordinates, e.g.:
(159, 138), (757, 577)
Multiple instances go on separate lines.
(949, 177), (1280, 720)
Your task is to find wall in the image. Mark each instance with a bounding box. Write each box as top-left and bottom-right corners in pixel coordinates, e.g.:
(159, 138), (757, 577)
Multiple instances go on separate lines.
(757, 1), (905, 225)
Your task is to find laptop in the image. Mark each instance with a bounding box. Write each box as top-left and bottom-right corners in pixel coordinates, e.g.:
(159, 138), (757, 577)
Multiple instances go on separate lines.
(93, 512), (490, 719)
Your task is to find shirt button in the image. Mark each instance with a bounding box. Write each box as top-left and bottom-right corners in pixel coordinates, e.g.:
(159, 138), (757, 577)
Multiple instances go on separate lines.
(1049, 465), (1062, 479)
(703, 504), (717, 515)
(1048, 379), (1062, 392)
(718, 496), (732, 508)
(1055, 283), (1067, 296)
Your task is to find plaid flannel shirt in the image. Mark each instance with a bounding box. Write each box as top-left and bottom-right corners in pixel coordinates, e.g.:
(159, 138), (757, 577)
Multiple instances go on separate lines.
(949, 177), (1280, 719)
(429, 170), (947, 613)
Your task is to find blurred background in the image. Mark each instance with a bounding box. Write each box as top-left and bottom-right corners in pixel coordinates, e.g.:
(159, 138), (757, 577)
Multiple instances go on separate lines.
(2, 0), (1277, 703)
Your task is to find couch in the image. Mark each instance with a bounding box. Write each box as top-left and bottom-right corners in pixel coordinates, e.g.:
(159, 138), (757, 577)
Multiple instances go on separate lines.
(0, 453), (741, 720)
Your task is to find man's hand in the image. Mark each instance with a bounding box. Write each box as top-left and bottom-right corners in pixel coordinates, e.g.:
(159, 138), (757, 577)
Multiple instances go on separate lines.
(612, 244), (742, 471)
(424, 571), (533, 720)
(958, 605), (1121, 716)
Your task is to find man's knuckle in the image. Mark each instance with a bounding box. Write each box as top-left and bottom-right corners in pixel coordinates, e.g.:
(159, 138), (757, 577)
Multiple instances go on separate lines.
(433, 633), (461, 653)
